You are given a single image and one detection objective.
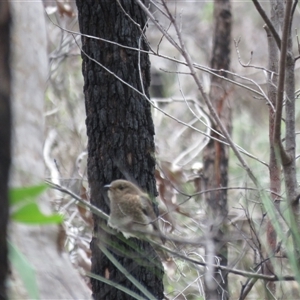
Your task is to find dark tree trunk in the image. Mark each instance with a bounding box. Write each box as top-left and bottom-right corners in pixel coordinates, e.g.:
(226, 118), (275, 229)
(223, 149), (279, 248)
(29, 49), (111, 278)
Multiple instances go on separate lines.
(202, 0), (231, 299)
(75, 1), (164, 299)
(0, 1), (11, 299)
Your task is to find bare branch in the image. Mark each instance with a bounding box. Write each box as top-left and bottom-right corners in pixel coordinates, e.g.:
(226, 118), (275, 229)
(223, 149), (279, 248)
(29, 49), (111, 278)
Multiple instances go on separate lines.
(45, 180), (109, 220)
(274, 0), (293, 165)
(156, 241), (295, 282)
(234, 38), (278, 76)
(239, 275), (259, 300)
(134, 0), (183, 54)
(252, 0), (281, 49)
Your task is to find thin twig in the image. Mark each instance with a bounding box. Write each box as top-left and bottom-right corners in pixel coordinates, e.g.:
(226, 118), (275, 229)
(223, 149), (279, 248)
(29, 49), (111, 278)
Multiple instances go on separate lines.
(46, 14), (271, 104)
(155, 240), (295, 282)
(234, 38), (278, 75)
(45, 180), (108, 220)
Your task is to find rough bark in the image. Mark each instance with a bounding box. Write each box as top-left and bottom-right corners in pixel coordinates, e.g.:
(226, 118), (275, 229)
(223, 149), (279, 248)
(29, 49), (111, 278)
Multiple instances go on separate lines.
(202, 0), (231, 299)
(75, 1), (164, 299)
(0, 1), (11, 299)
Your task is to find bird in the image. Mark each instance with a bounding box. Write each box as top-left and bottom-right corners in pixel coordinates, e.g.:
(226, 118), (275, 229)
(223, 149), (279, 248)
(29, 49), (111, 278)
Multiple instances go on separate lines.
(104, 179), (165, 243)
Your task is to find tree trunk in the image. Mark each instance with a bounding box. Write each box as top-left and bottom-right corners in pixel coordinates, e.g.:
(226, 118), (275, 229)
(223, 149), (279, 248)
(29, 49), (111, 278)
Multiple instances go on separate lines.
(202, 0), (231, 299)
(0, 1), (11, 299)
(265, 0), (283, 297)
(75, 1), (164, 299)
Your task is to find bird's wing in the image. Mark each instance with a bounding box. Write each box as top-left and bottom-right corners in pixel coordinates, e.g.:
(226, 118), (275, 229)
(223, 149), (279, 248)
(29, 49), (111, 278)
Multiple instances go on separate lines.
(140, 194), (166, 244)
(140, 194), (157, 221)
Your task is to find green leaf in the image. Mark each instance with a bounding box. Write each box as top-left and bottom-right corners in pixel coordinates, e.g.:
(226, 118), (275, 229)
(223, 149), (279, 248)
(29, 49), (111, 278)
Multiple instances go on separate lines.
(8, 241), (39, 299)
(10, 184), (48, 205)
(11, 202), (63, 224)
(10, 184), (63, 224)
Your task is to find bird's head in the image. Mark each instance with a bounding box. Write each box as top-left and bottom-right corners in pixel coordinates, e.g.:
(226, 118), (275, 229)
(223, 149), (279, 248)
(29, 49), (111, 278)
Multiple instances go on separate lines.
(104, 179), (142, 200)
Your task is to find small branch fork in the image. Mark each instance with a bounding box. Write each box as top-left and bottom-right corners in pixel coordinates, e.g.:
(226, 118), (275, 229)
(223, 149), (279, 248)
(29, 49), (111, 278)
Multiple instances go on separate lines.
(252, 0), (281, 49)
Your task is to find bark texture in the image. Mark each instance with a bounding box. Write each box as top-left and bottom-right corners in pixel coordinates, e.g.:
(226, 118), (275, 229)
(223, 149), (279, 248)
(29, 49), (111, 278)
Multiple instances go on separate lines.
(75, 1), (164, 299)
(202, 1), (231, 299)
(265, 1), (283, 296)
(0, 1), (11, 299)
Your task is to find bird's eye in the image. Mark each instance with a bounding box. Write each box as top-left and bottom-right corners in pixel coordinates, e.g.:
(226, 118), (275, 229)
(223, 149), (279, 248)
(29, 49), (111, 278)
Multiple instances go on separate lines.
(118, 185), (125, 190)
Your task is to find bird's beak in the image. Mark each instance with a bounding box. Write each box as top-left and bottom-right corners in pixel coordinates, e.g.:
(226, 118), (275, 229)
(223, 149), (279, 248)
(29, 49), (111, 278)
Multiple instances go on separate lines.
(104, 184), (111, 190)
